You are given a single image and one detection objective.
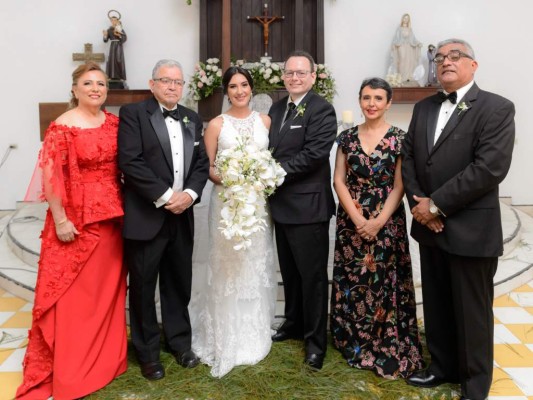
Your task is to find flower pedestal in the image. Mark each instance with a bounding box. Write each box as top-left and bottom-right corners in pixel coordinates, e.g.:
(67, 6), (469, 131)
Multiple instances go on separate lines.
(197, 87), (224, 122)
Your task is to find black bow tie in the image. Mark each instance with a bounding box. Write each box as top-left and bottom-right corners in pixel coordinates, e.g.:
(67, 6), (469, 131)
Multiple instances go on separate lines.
(162, 108), (180, 120)
(437, 91), (457, 104)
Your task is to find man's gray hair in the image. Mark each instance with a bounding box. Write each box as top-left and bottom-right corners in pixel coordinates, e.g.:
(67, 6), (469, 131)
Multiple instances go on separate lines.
(437, 39), (475, 59)
(152, 59), (183, 79)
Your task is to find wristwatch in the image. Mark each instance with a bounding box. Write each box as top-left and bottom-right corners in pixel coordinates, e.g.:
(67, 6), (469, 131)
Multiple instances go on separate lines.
(429, 199), (440, 216)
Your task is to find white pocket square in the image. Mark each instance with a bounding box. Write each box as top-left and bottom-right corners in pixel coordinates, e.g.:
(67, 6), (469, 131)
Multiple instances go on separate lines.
(290, 125), (302, 129)
(194, 141), (200, 146)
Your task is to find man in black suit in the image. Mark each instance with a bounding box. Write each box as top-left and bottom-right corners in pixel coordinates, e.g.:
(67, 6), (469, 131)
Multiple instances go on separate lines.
(268, 50), (337, 370)
(118, 59), (209, 380)
(402, 39), (515, 400)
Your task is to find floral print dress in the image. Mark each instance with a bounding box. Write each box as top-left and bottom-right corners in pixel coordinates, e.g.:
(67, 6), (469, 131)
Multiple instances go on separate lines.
(330, 125), (424, 379)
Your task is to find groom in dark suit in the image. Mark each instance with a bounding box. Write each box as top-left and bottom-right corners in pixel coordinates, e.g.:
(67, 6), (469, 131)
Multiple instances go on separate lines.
(118, 59), (209, 380)
(268, 50), (337, 370)
(402, 39), (515, 400)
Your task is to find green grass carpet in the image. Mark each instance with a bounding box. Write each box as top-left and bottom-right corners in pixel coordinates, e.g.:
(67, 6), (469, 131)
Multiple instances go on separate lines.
(87, 336), (461, 400)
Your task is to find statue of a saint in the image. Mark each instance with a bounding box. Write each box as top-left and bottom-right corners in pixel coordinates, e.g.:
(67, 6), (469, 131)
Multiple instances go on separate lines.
(427, 44), (438, 86)
(387, 14), (423, 85)
(103, 10), (127, 88)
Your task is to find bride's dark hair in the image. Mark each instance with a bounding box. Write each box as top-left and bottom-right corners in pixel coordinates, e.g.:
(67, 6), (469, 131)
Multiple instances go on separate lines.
(222, 66), (254, 94)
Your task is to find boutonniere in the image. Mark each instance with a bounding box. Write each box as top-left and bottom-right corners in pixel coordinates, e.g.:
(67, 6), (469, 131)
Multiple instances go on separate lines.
(457, 101), (470, 116)
(295, 103), (306, 118)
(182, 116), (190, 127)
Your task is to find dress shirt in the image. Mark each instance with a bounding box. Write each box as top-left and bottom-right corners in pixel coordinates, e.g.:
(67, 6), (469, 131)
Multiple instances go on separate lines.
(434, 80), (474, 144)
(154, 105), (198, 208)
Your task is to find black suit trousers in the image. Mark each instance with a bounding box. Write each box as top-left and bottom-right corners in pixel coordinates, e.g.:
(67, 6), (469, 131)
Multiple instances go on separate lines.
(125, 213), (193, 363)
(275, 221), (330, 355)
(419, 245), (496, 399)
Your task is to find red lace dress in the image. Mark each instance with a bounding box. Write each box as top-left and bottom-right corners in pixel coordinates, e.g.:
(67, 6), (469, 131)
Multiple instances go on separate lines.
(16, 111), (127, 400)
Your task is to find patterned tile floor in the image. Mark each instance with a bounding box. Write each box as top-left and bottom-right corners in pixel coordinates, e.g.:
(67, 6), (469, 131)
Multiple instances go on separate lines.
(1, 284), (533, 400)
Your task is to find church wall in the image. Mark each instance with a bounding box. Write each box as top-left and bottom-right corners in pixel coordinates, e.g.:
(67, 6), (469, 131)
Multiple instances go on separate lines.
(325, 0), (530, 205)
(0, 0), (530, 209)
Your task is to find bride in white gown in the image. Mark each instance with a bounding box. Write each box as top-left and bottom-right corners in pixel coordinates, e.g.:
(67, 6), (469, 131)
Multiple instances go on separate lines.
(190, 66), (277, 378)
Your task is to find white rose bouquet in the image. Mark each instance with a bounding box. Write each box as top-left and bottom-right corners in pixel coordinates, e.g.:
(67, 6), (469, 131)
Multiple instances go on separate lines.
(215, 132), (286, 250)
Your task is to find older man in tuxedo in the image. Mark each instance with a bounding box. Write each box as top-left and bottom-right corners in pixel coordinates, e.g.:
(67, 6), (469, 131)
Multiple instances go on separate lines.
(402, 39), (515, 400)
(118, 59), (209, 380)
(268, 50), (337, 370)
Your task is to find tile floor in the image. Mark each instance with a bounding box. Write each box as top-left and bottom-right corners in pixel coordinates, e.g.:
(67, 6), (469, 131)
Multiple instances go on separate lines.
(1, 201), (532, 399)
(1, 284), (533, 399)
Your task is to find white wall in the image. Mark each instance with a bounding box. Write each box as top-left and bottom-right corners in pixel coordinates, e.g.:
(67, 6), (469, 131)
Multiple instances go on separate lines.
(0, 0), (531, 209)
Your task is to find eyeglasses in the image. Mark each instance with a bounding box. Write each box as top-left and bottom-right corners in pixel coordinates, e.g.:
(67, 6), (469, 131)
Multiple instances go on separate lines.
(433, 50), (473, 65)
(282, 70), (311, 78)
(154, 78), (186, 87)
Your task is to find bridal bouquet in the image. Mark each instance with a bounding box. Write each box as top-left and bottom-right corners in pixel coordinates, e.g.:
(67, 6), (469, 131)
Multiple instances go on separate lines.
(215, 134), (286, 250)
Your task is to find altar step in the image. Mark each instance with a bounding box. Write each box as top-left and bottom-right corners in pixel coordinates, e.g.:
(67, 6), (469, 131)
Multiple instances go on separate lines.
(1, 199), (533, 321)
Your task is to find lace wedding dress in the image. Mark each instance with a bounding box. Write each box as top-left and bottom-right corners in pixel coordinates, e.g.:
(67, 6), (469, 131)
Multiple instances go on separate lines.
(191, 111), (277, 378)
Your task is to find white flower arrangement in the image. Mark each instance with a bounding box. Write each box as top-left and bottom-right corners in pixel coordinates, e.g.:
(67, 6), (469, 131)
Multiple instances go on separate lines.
(188, 58), (223, 101)
(457, 101), (470, 115)
(385, 73), (403, 87)
(215, 132), (286, 250)
(182, 116), (190, 127)
(189, 57), (336, 103)
(295, 103), (306, 118)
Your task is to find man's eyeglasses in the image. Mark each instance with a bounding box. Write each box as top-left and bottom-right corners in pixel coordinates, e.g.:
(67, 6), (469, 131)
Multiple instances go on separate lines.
(433, 50), (473, 65)
(282, 70), (310, 78)
(154, 78), (186, 87)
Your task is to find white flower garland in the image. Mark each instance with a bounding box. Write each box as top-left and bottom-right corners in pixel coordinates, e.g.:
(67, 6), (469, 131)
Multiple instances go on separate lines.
(215, 132), (286, 250)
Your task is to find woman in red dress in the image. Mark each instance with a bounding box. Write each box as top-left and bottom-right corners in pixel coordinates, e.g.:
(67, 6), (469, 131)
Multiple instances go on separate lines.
(16, 62), (127, 399)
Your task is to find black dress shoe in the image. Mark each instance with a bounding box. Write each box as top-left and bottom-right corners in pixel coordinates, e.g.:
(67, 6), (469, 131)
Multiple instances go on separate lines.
(304, 353), (324, 370)
(172, 349), (200, 368)
(140, 361), (165, 380)
(271, 330), (300, 342)
(460, 397), (488, 400)
(406, 369), (445, 388)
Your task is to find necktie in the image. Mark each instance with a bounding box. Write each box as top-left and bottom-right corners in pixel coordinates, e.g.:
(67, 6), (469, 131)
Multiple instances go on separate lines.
(283, 102), (296, 124)
(162, 108), (180, 120)
(437, 91), (457, 104)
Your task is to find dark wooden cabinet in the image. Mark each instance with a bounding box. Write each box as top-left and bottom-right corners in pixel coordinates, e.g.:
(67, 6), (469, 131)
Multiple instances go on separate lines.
(200, 0), (324, 63)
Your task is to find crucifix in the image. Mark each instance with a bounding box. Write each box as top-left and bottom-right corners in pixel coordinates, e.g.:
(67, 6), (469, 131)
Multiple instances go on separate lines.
(247, 3), (284, 57)
(72, 43), (105, 63)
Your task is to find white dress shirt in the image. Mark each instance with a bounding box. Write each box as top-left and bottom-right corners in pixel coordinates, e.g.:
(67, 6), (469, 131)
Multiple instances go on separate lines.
(154, 105), (198, 208)
(434, 80), (474, 144)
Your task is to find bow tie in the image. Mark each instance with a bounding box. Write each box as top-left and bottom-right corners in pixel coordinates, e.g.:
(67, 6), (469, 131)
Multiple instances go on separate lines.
(162, 108), (180, 120)
(437, 91), (457, 104)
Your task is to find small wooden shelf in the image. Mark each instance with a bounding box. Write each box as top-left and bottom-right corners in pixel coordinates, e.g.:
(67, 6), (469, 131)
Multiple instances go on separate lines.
(392, 87), (439, 104)
(105, 89), (152, 106)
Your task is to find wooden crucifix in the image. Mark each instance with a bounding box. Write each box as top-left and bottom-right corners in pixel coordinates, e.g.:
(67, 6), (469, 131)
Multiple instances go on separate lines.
(72, 43), (105, 63)
(247, 3), (284, 57)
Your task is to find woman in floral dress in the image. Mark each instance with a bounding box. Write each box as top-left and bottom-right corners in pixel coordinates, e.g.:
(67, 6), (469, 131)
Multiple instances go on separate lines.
(330, 77), (423, 379)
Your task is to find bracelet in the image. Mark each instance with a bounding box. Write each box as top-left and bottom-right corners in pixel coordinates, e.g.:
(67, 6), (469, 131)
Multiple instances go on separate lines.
(55, 218), (68, 227)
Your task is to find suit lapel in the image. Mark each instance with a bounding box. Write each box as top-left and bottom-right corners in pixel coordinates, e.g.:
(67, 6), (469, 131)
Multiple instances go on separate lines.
(273, 91), (313, 148)
(432, 84), (479, 154)
(179, 106), (194, 178)
(148, 98), (173, 171)
(269, 95), (289, 147)
(426, 97), (441, 153)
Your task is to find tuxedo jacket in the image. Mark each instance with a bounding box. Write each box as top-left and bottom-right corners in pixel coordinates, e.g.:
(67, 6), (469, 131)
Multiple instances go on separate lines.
(402, 83), (515, 257)
(118, 97), (209, 241)
(268, 90), (337, 224)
